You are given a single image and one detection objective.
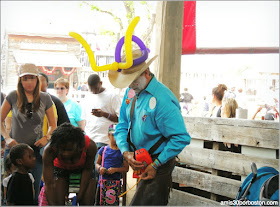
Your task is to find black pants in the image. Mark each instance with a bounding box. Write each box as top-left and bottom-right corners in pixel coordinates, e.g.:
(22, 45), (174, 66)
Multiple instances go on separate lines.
(130, 158), (175, 206)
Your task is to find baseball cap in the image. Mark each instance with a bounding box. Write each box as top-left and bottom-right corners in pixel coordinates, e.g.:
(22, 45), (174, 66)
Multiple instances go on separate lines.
(18, 63), (39, 77)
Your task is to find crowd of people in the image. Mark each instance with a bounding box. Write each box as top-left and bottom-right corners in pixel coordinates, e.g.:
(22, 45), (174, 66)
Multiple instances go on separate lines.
(1, 48), (191, 206)
(180, 83), (279, 121)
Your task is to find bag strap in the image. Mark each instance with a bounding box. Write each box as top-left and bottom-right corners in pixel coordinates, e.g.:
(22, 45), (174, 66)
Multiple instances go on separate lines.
(127, 96), (166, 156)
(148, 136), (166, 155)
(127, 97), (137, 152)
(100, 146), (107, 181)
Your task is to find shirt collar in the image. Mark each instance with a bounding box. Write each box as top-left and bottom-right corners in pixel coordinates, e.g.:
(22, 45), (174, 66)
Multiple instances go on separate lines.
(144, 76), (158, 96)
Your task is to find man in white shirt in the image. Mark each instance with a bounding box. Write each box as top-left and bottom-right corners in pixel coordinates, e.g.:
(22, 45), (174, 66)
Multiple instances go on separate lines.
(81, 74), (121, 176)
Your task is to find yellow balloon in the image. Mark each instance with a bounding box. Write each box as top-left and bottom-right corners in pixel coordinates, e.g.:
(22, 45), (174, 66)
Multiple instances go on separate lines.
(69, 32), (119, 72)
(69, 16), (141, 72)
(118, 16), (140, 70)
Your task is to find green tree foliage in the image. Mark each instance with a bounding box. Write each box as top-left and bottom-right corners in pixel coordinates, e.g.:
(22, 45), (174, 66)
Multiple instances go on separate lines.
(80, 1), (156, 49)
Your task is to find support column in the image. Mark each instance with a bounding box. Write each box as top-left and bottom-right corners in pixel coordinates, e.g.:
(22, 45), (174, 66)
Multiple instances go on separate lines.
(153, 1), (184, 100)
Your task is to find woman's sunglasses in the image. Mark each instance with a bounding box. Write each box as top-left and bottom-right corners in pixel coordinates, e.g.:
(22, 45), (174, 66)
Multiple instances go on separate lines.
(55, 87), (66, 91)
(26, 103), (33, 119)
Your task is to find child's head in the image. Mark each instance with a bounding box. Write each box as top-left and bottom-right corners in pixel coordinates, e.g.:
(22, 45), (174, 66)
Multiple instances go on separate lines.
(50, 123), (85, 158)
(9, 143), (36, 170)
(4, 154), (16, 175)
(221, 98), (238, 118)
(108, 124), (117, 145)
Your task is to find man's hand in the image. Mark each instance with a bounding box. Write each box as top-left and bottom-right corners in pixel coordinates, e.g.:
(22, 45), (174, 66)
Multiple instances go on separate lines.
(91, 109), (104, 118)
(140, 164), (157, 180)
(123, 151), (144, 171)
(34, 136), (48, 148)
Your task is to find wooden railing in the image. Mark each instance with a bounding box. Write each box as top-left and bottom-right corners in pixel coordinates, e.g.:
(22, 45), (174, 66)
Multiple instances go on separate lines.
(169, 117), (279, 206)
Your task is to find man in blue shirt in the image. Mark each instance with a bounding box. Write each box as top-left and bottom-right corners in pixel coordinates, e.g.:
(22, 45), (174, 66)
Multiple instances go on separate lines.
(108, 49), (191, 205)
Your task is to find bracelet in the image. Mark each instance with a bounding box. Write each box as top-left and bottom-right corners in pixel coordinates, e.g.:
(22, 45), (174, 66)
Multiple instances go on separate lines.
(154, 159), (162, 168)
(107, 113), (111, 119)
(151, 162), (158, 170)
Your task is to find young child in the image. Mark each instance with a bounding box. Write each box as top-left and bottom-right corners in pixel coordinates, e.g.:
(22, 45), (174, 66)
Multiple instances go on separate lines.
(6, 144), (36, 206)
(2, 154), (16, 206)
(95, 124), (129, 205)
(43, 123), (97, 205)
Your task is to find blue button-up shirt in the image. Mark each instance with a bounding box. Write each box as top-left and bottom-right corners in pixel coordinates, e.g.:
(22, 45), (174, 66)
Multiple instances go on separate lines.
(115, 77), (191, 164)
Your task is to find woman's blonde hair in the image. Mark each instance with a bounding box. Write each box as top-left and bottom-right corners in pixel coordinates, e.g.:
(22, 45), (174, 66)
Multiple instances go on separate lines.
(17, 76), (40, 113)
(222, 98), (238, 118)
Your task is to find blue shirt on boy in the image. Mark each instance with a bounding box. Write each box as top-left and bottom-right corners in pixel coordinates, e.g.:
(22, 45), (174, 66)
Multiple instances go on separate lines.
(115, 77), (191, 165)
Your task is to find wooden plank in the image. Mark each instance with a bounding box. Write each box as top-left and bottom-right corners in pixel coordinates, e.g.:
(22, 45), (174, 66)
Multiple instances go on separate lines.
(184, 117), (279, 149)
(168, 189), (220, 206)
(184, 116), (279, 130)
(172, 167), (241, 199)
(178, 146), (279, 176)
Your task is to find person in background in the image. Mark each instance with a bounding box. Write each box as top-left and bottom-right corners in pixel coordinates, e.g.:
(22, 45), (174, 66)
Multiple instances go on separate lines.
(43, 123), (97, 205)
(224, 86), (236, 100)
(109, 49), (191, 205)
(1, 63), (56, 204)
(1, 92), (6, 157)
(6, 144), (36, 206)
(94, 124), (129, 205)
(54, 78), (85, 130)
(81, 74), (121, 179)
(39, 73), (70, 126)
(221, 98), (239, 149)
(180, 88), (194, 115)
(209, 84), (228, 117)
(251, 105), (279, 121)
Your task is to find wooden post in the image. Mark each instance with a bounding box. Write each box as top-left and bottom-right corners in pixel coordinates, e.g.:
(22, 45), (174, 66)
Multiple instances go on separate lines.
(153, 1), (184, 100)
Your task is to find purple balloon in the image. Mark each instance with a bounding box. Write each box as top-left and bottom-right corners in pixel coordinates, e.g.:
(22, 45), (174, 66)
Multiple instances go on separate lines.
(115, 35), (149, 66)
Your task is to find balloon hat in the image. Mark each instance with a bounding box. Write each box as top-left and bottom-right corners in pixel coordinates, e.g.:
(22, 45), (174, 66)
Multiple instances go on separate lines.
(69, 16), (153, 72)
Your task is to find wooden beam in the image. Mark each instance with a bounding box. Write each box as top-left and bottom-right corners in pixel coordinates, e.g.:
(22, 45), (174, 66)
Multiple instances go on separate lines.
(184, 117), (279, 149)
(154, 1), (184, 100)
(169, 189), (220, 206)
(178, 146), (279, 176)
(172, 167), (241, 199)
(194, 47), (279, 54)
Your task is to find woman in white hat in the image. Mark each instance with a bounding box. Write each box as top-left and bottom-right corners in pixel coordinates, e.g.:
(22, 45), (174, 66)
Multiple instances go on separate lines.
(1, 63), (57, 205)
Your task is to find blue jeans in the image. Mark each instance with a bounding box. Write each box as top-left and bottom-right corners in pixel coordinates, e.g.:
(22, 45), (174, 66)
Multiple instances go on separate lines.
(4, 146), (43, 205)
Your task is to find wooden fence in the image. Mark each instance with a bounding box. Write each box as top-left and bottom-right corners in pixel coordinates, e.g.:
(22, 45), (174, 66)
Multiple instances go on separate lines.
(169, 117), (279, 206)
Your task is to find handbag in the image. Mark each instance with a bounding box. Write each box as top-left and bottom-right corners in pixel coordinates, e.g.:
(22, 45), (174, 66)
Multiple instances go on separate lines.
(99, 146), (121, 206)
